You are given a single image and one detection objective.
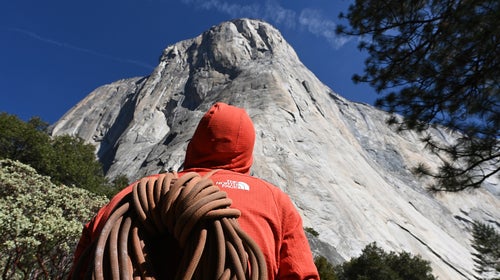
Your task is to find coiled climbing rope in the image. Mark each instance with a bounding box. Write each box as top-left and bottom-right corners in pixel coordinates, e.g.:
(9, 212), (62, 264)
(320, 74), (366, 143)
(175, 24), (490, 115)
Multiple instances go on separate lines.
(71, 171), (267, 280)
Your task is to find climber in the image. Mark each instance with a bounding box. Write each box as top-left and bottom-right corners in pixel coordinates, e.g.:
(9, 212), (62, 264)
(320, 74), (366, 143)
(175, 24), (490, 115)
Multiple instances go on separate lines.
(70, 102), (319, 279)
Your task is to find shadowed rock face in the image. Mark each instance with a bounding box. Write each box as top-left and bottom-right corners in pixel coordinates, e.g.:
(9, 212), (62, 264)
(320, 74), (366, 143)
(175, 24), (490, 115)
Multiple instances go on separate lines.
(51, 19), (499, 280)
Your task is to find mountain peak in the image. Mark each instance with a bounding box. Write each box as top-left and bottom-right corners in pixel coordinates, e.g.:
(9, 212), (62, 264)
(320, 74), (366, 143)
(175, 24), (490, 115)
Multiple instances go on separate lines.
(160, 18), (298, 68)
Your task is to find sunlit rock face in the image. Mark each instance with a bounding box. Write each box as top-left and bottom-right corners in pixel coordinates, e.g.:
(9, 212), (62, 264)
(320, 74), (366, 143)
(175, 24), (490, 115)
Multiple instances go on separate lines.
(51, 18), (499, 280)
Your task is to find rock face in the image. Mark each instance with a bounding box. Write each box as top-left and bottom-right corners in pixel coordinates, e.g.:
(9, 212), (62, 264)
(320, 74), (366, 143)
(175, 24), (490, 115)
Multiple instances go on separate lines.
(51, 19), (499, 280)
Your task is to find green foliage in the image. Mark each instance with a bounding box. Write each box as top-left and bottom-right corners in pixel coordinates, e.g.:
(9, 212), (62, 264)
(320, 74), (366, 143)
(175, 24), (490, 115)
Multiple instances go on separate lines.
(111, 174), (130, 192)
(0, 159), (109, 279)
(334, 243), (436, 280)
(338, 0), (500, 191)
(49, 134), (107, 192)
(0, 112), (116, 196)
(0, 113), (53, 176)
(305, 227), (320, 237)
(314, 255), (338, 280)
(471, 221), (500, 279)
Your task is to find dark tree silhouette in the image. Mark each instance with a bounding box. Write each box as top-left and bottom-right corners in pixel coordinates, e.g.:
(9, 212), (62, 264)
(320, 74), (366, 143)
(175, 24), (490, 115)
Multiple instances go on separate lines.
(338, 0), (499, 191)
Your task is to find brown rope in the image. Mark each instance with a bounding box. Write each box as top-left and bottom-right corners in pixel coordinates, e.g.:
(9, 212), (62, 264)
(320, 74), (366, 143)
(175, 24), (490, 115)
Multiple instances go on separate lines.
(72, 171), (267, 280)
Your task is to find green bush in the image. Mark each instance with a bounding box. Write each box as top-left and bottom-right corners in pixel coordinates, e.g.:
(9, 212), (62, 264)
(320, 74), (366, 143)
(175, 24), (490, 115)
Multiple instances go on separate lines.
(0, 112), (117, 196)
(49, 134), (108, 193)
(0, 159), (108, 279)
(305, 227), (320, 237)
(111, 174), (130, 192)
(0, 114), (53, 175)
(335, 243), (436, 280)
(314, 243), (436, 280)
(315, 255), (338, 280)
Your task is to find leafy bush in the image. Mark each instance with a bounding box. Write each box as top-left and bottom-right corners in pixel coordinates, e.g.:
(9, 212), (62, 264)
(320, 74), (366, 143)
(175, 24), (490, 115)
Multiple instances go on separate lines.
(0, 112), (117, 196)
(315, 243), (436, 280)
(0, 159), (108, 279)
(336, 243), (436, 280)
(314, 255), (338, 280)
(305, 227), (320, 237)
(49, 134), (109, 194)
(111, 174), (130, 192)
(0, 114), (53, 175)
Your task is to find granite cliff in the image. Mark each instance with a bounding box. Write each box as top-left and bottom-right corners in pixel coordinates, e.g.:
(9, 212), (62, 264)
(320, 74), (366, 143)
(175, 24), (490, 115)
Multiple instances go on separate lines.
(51, 19), (499, 279)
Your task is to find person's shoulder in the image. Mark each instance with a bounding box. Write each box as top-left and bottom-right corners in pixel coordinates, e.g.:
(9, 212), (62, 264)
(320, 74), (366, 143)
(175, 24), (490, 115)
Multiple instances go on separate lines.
(238, 172), (289, 197)
(212, 170), (273, 188)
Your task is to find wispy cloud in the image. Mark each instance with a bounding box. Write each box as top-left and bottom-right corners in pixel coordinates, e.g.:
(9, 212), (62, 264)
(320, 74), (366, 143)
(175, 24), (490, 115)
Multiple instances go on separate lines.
(262, 1), (297, 29)
(5, 27), (154, 70)
(298, 9), (351, 49)
(181, 0), (350, 49)
(196, 0), (260, 18)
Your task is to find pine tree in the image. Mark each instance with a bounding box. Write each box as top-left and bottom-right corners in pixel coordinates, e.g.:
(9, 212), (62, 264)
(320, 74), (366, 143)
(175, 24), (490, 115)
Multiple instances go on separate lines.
(314, 255), (338, 280)
(334, 242), (436, 280)
(337, 0), (500, 191)
(471, 221), (500, 279)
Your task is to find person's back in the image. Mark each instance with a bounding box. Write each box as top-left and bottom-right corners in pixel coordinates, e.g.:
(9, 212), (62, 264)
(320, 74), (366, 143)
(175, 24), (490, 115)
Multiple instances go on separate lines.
(180, 102), (318, 279)
(70, 102), (319, 279)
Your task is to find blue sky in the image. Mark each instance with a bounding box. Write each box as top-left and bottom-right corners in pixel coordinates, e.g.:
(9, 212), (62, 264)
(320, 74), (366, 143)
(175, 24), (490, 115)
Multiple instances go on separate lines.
(1, 0), (376, 124)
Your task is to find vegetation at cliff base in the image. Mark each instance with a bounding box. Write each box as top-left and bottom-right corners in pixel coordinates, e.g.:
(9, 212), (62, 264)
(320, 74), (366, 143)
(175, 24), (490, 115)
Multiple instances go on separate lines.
(471, 221), (500, 279)
(0, 112), (124, 197)
(315, 243), (436, 280)
(0, 159), (108, 279)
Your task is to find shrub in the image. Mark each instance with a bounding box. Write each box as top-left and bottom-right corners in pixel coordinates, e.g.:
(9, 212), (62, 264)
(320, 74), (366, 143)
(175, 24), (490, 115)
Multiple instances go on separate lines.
(305, 227), (320, 237)
(0, 159), (108, 279)
(0, 113), (115, 196)
(334, 243), (436, 280)
(315, 255), (338, 280)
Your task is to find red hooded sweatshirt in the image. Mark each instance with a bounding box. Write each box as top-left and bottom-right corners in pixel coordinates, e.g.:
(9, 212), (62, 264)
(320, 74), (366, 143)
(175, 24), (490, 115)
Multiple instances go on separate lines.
(71, 102), (319, 279)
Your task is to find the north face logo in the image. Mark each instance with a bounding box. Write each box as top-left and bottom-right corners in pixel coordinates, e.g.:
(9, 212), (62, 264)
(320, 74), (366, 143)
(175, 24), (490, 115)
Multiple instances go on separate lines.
(215, 180), (250, 191)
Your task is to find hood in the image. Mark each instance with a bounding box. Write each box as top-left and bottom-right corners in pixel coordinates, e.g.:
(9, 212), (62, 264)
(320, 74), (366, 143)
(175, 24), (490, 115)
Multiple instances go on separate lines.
(183, 102), (255, 174)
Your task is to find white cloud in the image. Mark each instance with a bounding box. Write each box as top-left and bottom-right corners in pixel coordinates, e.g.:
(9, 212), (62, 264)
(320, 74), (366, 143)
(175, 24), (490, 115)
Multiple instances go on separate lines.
(263, 1), (296, 29)
(181, 0), (350, 49)
(298, 9), (351, 49)
(182, 0), (260, 18)
(6, 27), (154, 69)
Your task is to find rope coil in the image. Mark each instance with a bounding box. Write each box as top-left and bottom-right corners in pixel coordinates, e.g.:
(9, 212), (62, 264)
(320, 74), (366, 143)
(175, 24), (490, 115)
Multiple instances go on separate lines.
(72, 172), (267, 280)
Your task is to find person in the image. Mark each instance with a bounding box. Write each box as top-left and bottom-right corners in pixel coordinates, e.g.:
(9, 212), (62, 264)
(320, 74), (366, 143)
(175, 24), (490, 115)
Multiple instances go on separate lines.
(71, 102), (319, 279)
